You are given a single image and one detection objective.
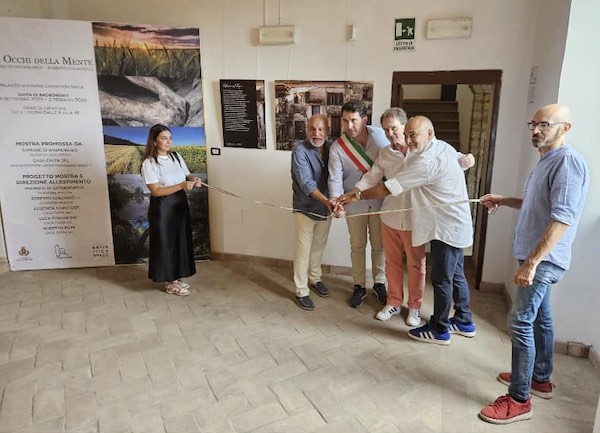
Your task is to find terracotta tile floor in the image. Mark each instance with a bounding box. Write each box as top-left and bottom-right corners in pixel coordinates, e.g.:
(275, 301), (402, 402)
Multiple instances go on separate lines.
(0, 260), (598, 433)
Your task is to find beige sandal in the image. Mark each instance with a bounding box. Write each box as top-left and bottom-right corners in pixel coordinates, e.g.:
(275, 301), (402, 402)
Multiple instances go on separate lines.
(165, 281), (190, 296)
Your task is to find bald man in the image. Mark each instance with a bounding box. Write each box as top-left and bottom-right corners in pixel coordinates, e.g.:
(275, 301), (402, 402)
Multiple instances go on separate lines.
(339, 116), (476, 344)
(479, 104), (589, 424)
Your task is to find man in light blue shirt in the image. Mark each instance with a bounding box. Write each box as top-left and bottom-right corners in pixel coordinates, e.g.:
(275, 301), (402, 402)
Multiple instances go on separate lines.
(479, 104), (589, 425)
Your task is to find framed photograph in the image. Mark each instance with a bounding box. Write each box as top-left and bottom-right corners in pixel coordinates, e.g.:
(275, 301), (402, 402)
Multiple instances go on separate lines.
(274, 80), (374, 150)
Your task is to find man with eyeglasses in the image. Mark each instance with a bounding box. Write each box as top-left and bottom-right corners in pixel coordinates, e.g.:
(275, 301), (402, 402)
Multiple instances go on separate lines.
(479, 104), (589, 424)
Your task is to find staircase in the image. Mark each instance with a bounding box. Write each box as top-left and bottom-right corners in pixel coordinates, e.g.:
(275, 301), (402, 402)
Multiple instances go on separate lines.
(401, 99), (461, 151)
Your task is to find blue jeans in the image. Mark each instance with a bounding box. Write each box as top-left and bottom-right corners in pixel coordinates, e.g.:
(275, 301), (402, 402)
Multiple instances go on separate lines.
(508, 260), (565, 401)
(429, 240), (473, 333)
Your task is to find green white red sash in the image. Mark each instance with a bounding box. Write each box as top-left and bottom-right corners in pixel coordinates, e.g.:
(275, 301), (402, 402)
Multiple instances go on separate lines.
(336, 133), (374, 173)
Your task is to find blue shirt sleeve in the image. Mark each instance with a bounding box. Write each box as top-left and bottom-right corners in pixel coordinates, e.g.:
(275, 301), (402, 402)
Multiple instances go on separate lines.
(550, 154), (588, 226)
(291, 146), (318, 197)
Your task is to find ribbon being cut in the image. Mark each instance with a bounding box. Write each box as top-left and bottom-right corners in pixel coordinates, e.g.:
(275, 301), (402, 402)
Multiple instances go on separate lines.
(198, 180), (482, 220)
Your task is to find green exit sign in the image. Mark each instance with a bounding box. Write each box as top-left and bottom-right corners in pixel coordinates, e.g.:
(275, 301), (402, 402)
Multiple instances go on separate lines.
(395, 18), (415, 40)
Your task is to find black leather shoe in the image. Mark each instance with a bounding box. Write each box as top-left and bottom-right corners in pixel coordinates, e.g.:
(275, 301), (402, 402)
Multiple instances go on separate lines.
(295, 295), (315, 311)
(310, 281), (330, 298)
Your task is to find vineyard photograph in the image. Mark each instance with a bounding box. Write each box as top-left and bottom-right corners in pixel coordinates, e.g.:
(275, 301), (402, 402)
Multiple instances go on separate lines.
(103, 125), (206, 174)
(104, 144), (206, 175)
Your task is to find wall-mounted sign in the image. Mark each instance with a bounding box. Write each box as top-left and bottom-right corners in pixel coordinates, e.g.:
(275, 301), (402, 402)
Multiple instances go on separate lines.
(394, 18), (415, 52)
(528, 66), (539, 104)
(426, 18), (473, 39)
(220, 79), (266, 149)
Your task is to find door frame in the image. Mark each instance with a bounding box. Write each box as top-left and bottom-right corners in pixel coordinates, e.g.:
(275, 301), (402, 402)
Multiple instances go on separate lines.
(391, 70), (502, 290)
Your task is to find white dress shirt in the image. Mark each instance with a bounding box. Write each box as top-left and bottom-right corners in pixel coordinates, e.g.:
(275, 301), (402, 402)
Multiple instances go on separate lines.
(383, 139), (473, 248)
(328, 125), (388, 215)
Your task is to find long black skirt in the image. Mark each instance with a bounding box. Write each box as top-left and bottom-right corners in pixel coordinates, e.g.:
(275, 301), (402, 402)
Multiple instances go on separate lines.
(147, 190), (196, 282)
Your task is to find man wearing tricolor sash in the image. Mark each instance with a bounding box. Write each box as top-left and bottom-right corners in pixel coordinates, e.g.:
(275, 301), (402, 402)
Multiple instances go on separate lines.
(328, 101), (389, 307)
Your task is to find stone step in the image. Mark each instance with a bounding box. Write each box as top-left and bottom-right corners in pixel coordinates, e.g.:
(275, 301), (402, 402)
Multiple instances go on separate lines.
(402, 99), (458, 111)
(404, 109), (459, 121)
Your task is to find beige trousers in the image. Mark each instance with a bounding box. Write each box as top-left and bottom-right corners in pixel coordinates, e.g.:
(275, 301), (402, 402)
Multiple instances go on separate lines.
(293, 213), (332, 297)
(345, 214), (386, 287)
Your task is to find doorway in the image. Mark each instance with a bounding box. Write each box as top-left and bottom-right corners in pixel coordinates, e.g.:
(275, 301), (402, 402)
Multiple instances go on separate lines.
(391, 70), (502, 290)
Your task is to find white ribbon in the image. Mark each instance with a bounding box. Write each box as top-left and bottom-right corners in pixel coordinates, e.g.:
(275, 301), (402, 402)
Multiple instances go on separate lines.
(199, 181), (482, 220)
(348, 198), (482, 218)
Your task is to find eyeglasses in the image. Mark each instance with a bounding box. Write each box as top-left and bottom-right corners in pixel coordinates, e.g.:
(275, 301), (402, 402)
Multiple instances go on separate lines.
(527, 121), (566, 131)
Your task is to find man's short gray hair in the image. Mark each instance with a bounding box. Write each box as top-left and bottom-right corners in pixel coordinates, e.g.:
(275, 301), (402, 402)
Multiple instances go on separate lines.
(380, 107), (408, 125)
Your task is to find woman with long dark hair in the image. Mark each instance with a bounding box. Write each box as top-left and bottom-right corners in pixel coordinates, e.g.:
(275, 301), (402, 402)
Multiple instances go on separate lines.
(141, 124), (200, 295)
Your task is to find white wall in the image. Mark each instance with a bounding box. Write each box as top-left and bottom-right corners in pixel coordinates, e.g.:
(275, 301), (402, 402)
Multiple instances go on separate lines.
(476, 0), (600, 353)
(1, 0), (571, 281)
(479, 0), (571, 286)
(12, 0), (535, 270)
(564, 5), (600, 433)
(0, 0), (544, 271)
(0, 0), (578, 284)
(554, 0), (600, 351)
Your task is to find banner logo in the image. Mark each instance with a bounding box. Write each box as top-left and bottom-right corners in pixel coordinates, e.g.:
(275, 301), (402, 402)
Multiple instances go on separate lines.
(54, 244), (72, 259)
(92, 244), (110, 258)
(17, 246), (32, 261)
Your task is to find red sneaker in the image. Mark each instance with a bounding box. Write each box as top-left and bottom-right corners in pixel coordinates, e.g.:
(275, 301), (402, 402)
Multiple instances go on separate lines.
(479, 394), (532, 424)
(497, 372), (554, 399)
